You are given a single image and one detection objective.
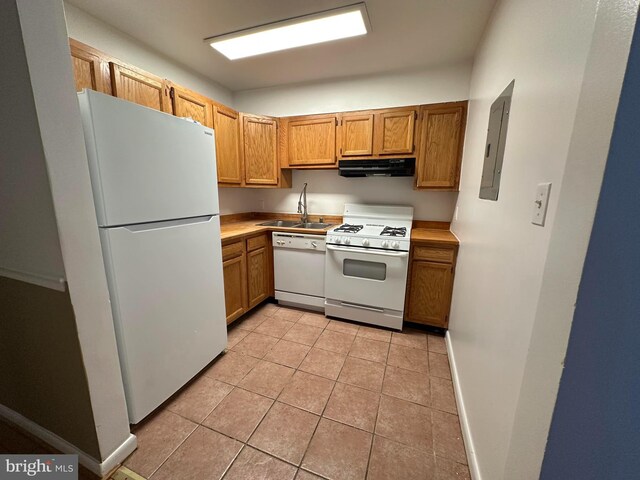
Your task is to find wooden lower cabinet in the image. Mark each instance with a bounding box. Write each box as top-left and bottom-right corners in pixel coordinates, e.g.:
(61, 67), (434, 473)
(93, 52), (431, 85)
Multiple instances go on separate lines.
(221, 233), (272, 325)
(405, 244), (457, 328)
(223, 254), (246, 324)
(247, 246), (269, 308)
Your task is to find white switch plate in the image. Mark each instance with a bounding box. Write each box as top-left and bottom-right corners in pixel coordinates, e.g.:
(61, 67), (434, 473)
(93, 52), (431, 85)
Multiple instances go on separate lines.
(532, 182), (552, 226)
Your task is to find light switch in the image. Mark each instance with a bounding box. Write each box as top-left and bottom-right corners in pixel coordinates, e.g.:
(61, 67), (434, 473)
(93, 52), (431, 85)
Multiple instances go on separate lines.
(532, 182), (552, 226)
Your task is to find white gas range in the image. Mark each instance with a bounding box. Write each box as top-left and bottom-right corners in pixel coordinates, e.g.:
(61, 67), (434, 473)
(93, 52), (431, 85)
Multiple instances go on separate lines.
(324, 204), (414, 330)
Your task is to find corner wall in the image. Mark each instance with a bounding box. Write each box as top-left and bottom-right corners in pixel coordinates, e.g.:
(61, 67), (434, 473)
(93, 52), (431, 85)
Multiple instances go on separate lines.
(0, 0), (100, 459)
(538, 5), (640, 477)
(8, 0), (135, 473)
(448, 0), (595, 478)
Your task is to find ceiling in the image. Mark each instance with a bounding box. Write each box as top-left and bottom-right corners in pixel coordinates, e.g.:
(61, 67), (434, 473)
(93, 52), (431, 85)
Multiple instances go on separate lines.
(66, 0), (497, 92)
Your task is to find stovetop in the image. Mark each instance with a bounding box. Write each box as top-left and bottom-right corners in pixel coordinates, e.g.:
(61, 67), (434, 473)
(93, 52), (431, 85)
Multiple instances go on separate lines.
(327, 204), (414, 251)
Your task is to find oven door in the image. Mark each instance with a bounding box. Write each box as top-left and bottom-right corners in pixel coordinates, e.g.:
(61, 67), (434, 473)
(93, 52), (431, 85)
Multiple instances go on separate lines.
(324, 244), (409, 311)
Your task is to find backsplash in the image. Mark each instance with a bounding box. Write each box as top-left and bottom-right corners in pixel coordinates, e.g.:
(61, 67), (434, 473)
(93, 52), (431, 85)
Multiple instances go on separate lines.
(217, 169), (458, 221)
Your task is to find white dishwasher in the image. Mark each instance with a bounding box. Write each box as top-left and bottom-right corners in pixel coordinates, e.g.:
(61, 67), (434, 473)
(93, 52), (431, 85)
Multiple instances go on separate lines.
(273, 232), (326, 311)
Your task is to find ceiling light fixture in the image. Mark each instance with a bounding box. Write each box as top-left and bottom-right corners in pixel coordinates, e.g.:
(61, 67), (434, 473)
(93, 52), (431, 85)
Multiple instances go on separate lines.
(205, 3), (370, 60)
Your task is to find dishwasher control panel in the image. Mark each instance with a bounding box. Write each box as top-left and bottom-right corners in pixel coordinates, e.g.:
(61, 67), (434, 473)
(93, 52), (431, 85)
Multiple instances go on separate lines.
(272, 232), (326, 252)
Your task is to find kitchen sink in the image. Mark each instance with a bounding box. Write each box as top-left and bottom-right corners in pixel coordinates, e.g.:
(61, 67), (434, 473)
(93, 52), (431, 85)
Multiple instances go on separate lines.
(257, 220), (334, 229)
(293, 222), (334, 229)
(257, 220), (301, 227)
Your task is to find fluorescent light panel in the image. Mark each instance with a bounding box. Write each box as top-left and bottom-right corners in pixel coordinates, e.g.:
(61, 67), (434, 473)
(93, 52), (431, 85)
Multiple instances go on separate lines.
(207, 3), (369, 60)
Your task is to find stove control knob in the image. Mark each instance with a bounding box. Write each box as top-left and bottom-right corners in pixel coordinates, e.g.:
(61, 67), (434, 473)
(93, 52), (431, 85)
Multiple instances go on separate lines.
(381, 240), (389, 248)
(391, 241), (400, 249)
(362, 238), (370, 247)
(333, 236), (341, 244)
(343, 237), (351, 245)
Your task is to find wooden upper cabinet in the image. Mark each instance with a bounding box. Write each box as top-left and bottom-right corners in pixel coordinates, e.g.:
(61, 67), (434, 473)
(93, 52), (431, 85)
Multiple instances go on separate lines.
(287, 116), (337, 166)
(110, 61), (172, 114)
(416, 101), (467, 190)
(375, 108), (417, 155)
(214, 106), (242, 185)
(340, 113), (374, 157)
(69, 39), (111, 94)
(170, 84), (212, 128)
(242, 114), (278, 185)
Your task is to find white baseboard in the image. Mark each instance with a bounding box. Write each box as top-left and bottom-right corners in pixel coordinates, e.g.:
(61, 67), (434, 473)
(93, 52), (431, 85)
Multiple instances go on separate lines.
(0, 403), (137, 477)
(446, 331), (482, 480)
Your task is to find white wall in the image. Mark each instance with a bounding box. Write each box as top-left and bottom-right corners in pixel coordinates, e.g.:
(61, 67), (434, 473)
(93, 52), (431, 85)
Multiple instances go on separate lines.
(218, 188), (259, 216)
(253, 170), (456, 221)
(17, 0), (135, 471)
(232, 63), (472, 219)
(234, 62), (472, 116)
(503, 0), (639, 477)
(63, 2), (232, 105)
(447, 0), (635, 479)
(0, 2), (66, 291)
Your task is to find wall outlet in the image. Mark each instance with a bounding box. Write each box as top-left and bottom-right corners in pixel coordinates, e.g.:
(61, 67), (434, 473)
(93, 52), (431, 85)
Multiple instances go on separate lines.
(454, 206), (459, 221)
(532, 182), (552, 226)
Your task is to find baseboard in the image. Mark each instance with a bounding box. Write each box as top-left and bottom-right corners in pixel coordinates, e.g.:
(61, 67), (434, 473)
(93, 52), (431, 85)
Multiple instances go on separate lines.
(0, 403), (137, 477)
(446, 331), (482, 480)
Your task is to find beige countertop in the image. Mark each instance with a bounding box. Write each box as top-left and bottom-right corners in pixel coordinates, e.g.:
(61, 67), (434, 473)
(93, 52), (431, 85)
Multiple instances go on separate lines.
(410, 228), (460, 246)
(221, 217), (459, 247)
(220, 220), (333, 242)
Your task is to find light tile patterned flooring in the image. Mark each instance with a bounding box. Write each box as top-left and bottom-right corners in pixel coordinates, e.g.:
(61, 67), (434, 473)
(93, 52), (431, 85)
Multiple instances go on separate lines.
(123, 303), (471, 480)
(0, 303), (471, 480)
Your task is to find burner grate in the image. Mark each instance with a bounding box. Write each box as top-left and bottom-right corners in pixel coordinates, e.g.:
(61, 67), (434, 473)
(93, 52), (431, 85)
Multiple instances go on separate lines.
(380, 226), (407, 237)
(334, 224), (364, 233)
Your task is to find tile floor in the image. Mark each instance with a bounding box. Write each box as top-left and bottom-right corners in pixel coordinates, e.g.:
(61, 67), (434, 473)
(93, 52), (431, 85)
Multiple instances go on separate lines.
(0, 303), (470, 480)
(123, 303), (471, 480)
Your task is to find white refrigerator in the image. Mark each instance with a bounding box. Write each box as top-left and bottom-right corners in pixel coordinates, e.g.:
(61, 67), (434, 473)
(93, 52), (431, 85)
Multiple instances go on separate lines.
(77, 90), (227, 424)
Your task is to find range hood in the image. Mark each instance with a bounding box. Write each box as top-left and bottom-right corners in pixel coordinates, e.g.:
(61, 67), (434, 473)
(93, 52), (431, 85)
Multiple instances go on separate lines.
(338, 158), (416, 177)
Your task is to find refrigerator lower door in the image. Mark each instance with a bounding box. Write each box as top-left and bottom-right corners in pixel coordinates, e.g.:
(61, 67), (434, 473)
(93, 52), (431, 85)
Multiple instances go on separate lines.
(100, 215), (226, 424)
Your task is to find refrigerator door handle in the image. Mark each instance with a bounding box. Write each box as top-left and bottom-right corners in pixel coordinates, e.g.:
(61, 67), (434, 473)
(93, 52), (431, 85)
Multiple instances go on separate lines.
(120, 215), (215, 233)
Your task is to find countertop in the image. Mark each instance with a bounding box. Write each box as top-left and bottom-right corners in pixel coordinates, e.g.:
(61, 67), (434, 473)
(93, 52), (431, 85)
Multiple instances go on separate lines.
(410, 228), (459, 246)
(220, 220), (333, 242)
(221, 218), (459, 246)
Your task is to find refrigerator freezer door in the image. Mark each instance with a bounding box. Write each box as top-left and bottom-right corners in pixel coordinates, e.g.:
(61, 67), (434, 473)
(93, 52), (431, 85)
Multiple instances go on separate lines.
(78, 90), (219, 227)
(100, 215), (226, 423)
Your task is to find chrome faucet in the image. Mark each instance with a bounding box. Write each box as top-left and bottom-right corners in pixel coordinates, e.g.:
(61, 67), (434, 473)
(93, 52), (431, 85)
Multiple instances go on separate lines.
(297, 182), (309, 224)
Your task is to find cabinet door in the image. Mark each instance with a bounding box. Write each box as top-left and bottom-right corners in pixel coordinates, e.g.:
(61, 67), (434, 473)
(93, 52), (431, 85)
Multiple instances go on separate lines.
(223, 253), (247, 324)
(242, 114), (278, 185)
(110, 61), (172, 114)
(376, 109), (417, 155)
(70, 41), (108, 93)
(170, 85), (212, 128)
(247, 247), (269, 308)
(340, 114), (374, 157)
(406, 260), (453, 328)
(214, 106), (242, 185)
(288, 117), (336, 166)
(416, 102), (467, 189)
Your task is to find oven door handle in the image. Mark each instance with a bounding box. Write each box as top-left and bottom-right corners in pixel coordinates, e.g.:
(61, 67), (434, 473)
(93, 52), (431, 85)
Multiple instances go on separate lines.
(326, 244), (409, 257)
(339, 301), (385, 313)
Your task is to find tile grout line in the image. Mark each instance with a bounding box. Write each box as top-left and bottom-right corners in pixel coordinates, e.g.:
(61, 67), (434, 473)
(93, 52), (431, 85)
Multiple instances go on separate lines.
(159, 306), (463, 479)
